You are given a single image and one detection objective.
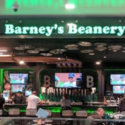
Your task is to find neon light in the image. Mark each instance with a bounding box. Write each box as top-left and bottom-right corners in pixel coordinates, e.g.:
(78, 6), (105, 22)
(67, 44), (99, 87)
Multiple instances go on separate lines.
(5, 24), (125, 36)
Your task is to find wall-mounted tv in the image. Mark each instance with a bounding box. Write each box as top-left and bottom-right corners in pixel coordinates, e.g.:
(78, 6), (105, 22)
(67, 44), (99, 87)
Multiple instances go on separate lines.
(113, 86), (125, 94)
(11, 85), (25, 93)
(9, 73), (28, 84)
(110, 74), (125, 85)
(55, 73), (82, 88)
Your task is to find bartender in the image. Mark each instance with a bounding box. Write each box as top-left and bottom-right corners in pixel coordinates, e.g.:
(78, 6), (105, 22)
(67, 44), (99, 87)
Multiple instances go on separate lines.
(12, 91), (26, 104)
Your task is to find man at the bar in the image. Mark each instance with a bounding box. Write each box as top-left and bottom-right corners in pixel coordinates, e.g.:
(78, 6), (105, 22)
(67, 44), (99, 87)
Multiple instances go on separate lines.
(12, 91), (26, 104)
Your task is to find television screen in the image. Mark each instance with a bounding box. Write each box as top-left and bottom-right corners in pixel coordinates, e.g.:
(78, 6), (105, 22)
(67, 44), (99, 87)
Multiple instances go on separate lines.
(113, 86), (125, 94)
(110, 74), (125, 85)
(55, 73), (82, 88)
(9, 73), (28, 84)
(25, 90), (32, 96)
(11, 85), (25, 92)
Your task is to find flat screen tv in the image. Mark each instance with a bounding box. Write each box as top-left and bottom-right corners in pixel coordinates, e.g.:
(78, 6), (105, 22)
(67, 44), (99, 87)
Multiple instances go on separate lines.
(55, 73), (82, 88)
(110, 74), (125, 85)
(25, 90), (32, 96)
(9, 73), (28, 84)
(11, 85), (25, 93)
(113, 86), (125, 94)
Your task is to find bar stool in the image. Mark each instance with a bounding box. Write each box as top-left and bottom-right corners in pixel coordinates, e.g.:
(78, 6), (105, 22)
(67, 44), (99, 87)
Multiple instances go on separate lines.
(61, 110), (74, 125)
(0, 110), (2, 116)
(62, 110), (74, 117)
(26, 109), (37, 116)
(9, 108), (20, 116)
(76, 110), (88, 118)
(45, 110), (53, 125)
(75, 110), (88, 125)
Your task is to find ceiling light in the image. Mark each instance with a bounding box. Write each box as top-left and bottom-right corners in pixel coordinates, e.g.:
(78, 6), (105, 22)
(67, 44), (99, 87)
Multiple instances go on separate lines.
(78, 41), (92, 46)
(96, 61), (101, 65)
(122, 50), (125, 53)
(65, 3), (75, 9)
(0, 50), (7, 52)
(0, 53), (3, 55)
(0, 55), (11, 57)
(89, 53), (95, 55)
(19, 60), (24, 65)
(40, 53), (53, 56)
(27, 50), (39, 54)
(104, 56), (106, 58)
(95, 47), (107, 51)
(81, 49), (94, 53)
(50, 49), (67, 54)
(58, 58), (61, 60)
(64, 44), (78, 50)
(94, 43), (107, 47)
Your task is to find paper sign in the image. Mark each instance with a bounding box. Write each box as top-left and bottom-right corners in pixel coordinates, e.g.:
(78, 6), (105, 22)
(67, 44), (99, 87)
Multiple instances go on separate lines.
(36, 108), (49, 118)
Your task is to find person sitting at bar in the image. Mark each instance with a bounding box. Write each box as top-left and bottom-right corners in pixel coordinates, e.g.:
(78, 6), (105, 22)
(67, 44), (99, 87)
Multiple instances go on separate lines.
(12, 91), (26, 104)
(85, 108), (105, 125)
(119, 94), (125, 112)
(27, 91), (42, 109)
(60, 94), (71, 109)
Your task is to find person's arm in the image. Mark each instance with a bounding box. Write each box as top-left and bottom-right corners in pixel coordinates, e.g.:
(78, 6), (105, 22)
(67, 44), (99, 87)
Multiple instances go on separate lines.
(37, 97), (42, 105)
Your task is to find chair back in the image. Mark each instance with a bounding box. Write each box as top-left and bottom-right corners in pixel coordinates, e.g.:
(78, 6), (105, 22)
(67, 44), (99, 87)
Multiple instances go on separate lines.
(62, 110), (74, 117)
(26, 109), (37, 116)
(0, 110), (2, 116)
(76, 110), (88, 118)
(9, 108), (20, 115)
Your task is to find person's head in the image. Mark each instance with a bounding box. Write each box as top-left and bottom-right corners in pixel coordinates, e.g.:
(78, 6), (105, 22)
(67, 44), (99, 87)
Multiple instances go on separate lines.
(120, 75), (125, 81)
(63, 94), (69, 99)
(32, 91), (37, 95)
(68, 73), (75, 83)
(123, 94), (125, 97)
(19, 74), (23, 80)
(16, 91), (22, 97)
(97, 108), (104, 117)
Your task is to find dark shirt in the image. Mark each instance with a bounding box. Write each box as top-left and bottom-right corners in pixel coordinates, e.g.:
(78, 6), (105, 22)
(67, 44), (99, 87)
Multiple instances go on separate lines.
(13, 96), (26, 104)
(119, 97), (125, 112)
(0, 97), (5, 109)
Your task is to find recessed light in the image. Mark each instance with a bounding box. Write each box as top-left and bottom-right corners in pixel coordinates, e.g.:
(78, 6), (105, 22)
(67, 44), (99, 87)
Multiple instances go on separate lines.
(0, 55), (11, 57)
(78, 41), (92, 46)
(0, 50), (7, 52)
(61, 20), (64, 23)
(19, 60), (25, 65)
(58, 58), (61, 60)
(89, 53), (95, 55)
(65, 3), (75, 9)
(104, 56), (106, 58)
(96, 61), (101, 65)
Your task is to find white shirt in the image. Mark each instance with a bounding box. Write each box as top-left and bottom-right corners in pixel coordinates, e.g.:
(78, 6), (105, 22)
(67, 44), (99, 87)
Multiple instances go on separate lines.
(27, 95), (41, 109)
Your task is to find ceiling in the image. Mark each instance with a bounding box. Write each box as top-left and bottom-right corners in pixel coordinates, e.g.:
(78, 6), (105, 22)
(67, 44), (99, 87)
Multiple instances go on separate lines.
(0, 0), (125, 16)
(0, 38), (125, 64)
(0, 0), (125, 65)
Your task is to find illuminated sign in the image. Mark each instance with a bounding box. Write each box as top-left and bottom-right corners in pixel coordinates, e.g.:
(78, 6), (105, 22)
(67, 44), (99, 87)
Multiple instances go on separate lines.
(1, 17), (125, 38)
(5, 24), (125, 36)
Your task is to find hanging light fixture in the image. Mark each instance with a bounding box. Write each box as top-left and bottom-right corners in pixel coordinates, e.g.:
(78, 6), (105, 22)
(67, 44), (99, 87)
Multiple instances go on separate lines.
(19, 59), (24, 65)
(65, 0), (75, 9)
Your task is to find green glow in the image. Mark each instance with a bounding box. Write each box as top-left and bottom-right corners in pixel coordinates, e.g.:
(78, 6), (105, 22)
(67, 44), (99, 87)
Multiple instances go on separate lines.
(4, 0), (125, 15)
(0, 69), (3, 93)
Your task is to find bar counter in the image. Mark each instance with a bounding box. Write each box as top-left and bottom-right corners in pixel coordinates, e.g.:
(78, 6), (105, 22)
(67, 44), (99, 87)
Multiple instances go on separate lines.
(5, 104), (118, 114)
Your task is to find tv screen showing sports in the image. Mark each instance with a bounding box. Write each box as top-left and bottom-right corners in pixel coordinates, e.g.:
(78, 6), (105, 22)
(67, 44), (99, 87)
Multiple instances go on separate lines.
(110, 74), (125, 85)
(9, 73), (28, 84)
(11, 85), (25, 92)
(25, 90), (32, 96)
(55, 73), (82, 88)
(113, 86), (125, 94)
